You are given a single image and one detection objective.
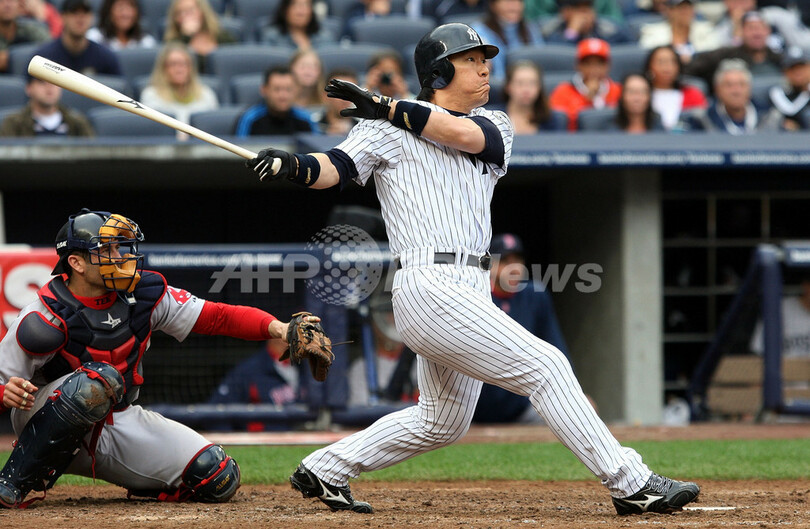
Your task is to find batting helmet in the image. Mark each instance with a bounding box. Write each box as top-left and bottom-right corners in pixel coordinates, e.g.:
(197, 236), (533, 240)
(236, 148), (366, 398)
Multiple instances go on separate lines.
(414, 23), (499, 90)
(53, 208), (144, 293)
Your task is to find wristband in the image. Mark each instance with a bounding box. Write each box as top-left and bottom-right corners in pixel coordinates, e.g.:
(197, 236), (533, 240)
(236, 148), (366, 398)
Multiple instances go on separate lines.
(291, 154), (320, 187)
(391, 101), (431, 136)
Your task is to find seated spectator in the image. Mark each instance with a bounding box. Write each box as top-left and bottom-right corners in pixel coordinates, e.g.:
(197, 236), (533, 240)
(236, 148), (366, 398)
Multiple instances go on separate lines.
(639, 0), (720, 64)
(364, 50), (413, 101)
(645, 44), (707, 129)
(234, 65), (318, 136)
(685, 10), (783, 93)
(428, 0), (486, 24)
(542, 0), (633, 45)
(164, 0), (235, 74)
(290, 48), (325, 110)
(503, 60), (563, 132)
(714, 0), (810, 53)
(261, 0), (335, 49)
(525, 0), (624, 24)
(139, 42), (218, 133)
(0, 0), (53, 74)
(341, 0), (392, 40)
(610, 73), (664, 132)
(0, 76), (94, 136)
(319, 68), (359, 134)
(34, 0), (122, 76)
(470, 0), (545, 80)
(18, 0), (62, 38)
(549, 38), (621, 130)
(683, 58), (779, 132)
(87, 0), (156, 50)
(766, 47), (810, 130)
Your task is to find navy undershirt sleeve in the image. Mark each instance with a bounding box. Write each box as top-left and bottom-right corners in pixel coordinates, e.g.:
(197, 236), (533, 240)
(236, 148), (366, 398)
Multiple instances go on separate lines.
(324, 148), (358, 190)
(467, 116), (505, 167)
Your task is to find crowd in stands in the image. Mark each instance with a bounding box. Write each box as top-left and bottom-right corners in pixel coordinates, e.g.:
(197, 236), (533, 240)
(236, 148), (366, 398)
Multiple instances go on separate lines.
(3, 0), (810, 138)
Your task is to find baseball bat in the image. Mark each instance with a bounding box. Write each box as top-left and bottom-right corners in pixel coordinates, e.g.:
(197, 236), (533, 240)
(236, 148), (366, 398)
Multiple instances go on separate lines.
(27, 55), (281, 173)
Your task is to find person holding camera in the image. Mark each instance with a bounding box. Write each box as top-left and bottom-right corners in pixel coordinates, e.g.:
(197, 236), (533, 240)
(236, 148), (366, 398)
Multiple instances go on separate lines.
(363, 50), (414, 100)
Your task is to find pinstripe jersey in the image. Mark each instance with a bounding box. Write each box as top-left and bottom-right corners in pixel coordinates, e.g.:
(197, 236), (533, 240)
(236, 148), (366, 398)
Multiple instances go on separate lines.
(335, 101), (514, 256)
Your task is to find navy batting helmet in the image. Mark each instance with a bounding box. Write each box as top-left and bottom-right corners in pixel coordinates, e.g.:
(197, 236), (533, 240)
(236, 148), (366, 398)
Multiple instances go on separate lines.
(414, 23), (499, 90)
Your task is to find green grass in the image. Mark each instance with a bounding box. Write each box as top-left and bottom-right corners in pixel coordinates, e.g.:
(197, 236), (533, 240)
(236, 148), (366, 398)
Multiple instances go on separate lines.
(2, 438), (809, 486)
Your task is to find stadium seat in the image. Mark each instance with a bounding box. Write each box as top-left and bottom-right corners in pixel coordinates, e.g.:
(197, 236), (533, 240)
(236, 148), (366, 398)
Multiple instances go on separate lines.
(316, 43), (397, 78)
(326, 0), (358, 20)
(544, 71), (573, 94)
(350, 16), (435, 57)
(116, 47), (160, 86)
(681, 75), (708, 97)
(233, 0), (282, 40)
(577, 107), (617, 131)
(8, 43), (40, 77)
(402, 43), (417, 76)
(207, 45), (294, 79)
(0, 106), (19, 126)
(487, 76), (505, 108)
(0, 77), (28, 109)
(140, 0), (172, 38)
(507, 45), (576, 73)
(548, 110), (569, 131)
(439, 12), (484, 25)
(189, 106), (245, 136)
(625, 12), (665, 40)
(608, 44), (648, 82)
(88, 106), (177, 136)
(750, 74), (784, 106)
(60, 75), (131, 114)
(229, 73), (263, 105)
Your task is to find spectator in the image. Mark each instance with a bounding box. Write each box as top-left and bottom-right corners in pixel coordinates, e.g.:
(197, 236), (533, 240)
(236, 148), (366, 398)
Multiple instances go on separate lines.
(164, 0), (235, 74)
(610, 73), (664, 132)
(0, 76), (94, 136)
(234, 65), (318, 136)
(0, 0), (51, 74)
(639, 0), (720, 64)
(34, 0), (122, 76)
(750, 275), (810, 358)
(319, 68), (359, 134)
(261, 0), (335, 49)
(428, 0), (486, 24)
(714, 0), (810, 53)
(139, 42), (218, 133)
(87, 0), (156, 50)
(542, 0), (633, 45)
(549, 37), (621, 130)
(683, 58), (779, 132)
(765, 46), (810, 131)
(644, 44), (707, 129)
(364, 50), (413, 101)
(503, 60), (563, 132)
(342, 0), (392, 40)
(290, 48), (325, 109)
(524, 0), (624, 24)
(18, 0), (62, 38)
(685, 10), (783, 92)
(470, 0), (545, 80)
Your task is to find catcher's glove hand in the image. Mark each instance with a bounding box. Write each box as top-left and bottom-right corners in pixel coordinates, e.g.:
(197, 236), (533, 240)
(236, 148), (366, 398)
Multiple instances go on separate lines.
(325, 78), (392, 120)
(282, 312), (334, 382)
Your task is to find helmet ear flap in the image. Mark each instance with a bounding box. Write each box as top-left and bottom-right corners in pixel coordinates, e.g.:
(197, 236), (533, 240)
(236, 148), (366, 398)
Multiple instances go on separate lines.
(430, 58), (455, 89)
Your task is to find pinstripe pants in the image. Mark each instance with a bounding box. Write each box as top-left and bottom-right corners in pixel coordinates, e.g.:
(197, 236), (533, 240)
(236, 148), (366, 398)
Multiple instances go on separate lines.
(303, 250), (652, 497)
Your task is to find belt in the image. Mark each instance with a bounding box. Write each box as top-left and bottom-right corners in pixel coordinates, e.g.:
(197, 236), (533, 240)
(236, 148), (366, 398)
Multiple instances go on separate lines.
(396, 252), (492, 271)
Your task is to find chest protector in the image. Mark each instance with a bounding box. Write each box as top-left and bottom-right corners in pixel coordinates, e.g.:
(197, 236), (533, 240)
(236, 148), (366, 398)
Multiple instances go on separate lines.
(37, 272), (167, 408)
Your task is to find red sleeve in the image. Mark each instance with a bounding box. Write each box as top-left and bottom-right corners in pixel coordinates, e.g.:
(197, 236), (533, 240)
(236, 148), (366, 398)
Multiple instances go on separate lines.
(192, 301), (277, 340)
(0, 385), (7, 413)
(681, 86), (708, 109)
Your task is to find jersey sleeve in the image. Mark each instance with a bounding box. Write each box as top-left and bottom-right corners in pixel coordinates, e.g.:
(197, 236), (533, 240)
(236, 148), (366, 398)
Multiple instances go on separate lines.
(150, 285), (206, 342)
(0, 301), (59, 388)
(469, 107), (514, 178)
(335, 119), (402, 187)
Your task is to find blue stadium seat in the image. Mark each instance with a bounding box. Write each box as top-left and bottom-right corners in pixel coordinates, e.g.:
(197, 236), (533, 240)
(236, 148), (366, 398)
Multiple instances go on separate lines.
(8, 43), (40, 77)
(350, 16), (435, 57)
(316, 42), (396, 77)
(88, 106), (177, 136)
(544, 71), (573, 94)
(0, 77), (28, 109)
(189, 106), (245, 136)
(577, 107), (617, 131)
(326, 0), (358, 20)
(439, 12), (484, 25)
(116, 47), (160, 86)
(140, 0), (173, 38)
(233, 0), (282, 40)
(229, 73), (264, 105)
(60, 75), (131, 114)
(507, 44), (576, 73)
(751, 74), (784, 106)
(207, 45), (294, 79)
(609, 44), (648, 82)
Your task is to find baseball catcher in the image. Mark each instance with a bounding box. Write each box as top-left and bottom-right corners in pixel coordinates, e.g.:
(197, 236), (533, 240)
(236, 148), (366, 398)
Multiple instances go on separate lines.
(0, 209), (331, 508)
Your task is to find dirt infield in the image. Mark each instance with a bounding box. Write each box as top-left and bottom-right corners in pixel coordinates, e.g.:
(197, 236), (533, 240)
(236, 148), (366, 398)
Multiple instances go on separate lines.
(1, 423), (809, 528)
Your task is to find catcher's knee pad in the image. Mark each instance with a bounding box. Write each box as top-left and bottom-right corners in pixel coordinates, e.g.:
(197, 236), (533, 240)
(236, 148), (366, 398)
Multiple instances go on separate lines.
(182, 445), (241, 503)
(59, 362), (125, 425)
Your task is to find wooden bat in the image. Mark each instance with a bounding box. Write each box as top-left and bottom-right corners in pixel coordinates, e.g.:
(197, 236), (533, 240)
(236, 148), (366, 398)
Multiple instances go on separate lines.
(27, 55), (281, 174)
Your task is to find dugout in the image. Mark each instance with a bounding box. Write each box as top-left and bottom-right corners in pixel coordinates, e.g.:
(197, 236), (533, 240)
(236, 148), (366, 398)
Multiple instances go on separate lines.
(2, 132), (810, 427)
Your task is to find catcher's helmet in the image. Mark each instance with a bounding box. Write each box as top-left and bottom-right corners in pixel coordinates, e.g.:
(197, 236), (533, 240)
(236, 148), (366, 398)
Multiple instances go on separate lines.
(414, 23), (499, 90)
(53, 208), (145, 293)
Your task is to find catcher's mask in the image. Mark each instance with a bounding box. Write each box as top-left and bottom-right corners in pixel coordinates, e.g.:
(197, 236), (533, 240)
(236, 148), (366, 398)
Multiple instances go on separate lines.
(52, 209), (145, 293)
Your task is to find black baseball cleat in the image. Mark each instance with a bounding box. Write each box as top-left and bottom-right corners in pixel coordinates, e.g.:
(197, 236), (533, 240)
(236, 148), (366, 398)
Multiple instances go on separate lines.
(289, 464), (373, 513)
(612, 473), (700, 515)
(0, 477), (23, 508)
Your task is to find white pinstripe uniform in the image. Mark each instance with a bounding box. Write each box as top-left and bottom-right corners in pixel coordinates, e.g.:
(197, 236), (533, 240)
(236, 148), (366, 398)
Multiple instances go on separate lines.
(301, 101), (654, 498)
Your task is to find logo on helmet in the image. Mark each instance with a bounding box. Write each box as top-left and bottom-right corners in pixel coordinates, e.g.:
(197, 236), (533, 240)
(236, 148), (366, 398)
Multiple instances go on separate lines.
(467, 27), (478, 43)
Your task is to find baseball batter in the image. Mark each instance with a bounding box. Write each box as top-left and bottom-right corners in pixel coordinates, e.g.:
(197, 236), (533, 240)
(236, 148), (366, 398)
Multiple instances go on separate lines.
(247, 23), (700, 516)
(0, 209), (328, 508)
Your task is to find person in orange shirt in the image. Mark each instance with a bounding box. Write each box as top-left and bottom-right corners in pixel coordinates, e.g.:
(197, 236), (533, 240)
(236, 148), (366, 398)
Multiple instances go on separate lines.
(549, 37), (621, 131)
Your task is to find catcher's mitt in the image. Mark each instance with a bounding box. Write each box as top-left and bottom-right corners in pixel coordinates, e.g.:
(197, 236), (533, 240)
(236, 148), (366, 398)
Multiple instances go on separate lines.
(282, 312), (334, 382)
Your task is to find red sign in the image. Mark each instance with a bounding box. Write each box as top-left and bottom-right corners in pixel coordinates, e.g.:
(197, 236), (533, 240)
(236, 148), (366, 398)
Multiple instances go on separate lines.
(0, 249), (59, 339)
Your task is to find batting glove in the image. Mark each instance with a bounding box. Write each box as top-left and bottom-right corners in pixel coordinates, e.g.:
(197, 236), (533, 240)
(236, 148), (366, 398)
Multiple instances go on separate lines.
(325, 79), (392, 120)
(246, 148), (297, 182)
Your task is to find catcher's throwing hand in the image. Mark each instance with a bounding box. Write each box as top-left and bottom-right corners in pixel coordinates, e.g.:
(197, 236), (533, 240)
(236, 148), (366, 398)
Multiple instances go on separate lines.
(281, 312), (334, 382)
(2, 377), (38, 411)
(246, 148), (297, 182)
(325, 79), (393, 120)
